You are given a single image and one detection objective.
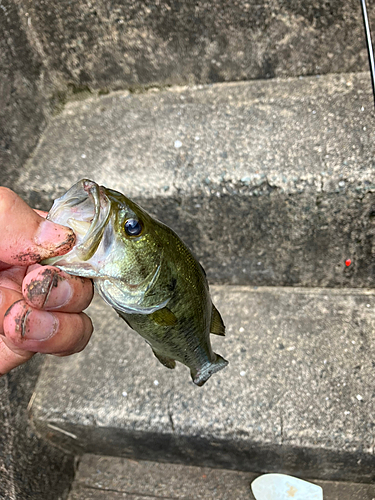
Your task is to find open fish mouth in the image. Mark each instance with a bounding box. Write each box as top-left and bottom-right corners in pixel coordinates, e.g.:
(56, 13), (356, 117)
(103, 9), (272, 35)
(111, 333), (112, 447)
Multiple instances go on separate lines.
(44, 179), (172, 313)
(43, 179), (111, 265)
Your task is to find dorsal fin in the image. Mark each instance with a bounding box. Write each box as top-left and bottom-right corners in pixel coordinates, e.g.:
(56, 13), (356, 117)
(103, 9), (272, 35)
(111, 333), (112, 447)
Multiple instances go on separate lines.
(210, 304), (225, 336)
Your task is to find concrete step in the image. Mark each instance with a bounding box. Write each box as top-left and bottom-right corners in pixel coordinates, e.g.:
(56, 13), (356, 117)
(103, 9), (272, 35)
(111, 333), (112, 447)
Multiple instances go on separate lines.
(14, 74), (375, 287)
(0, 358), (76, 500)
(68, 454), (375, 500)
(2, 1), (375, 235)
(14, 73), (375, 288)
(3, 2), (375, 219)
(8, 1), (375, 90)
(31, 286), (375, 482)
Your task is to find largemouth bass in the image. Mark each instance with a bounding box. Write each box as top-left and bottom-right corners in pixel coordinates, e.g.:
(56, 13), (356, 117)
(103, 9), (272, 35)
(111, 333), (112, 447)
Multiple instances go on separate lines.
(44, 179), (228, 386)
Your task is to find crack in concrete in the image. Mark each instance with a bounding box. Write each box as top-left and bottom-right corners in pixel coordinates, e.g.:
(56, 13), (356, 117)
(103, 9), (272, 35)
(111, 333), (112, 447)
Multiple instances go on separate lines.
(166, 377), (176, 434)
(168, 410), (175, 432)
(81, 483), (179, 499)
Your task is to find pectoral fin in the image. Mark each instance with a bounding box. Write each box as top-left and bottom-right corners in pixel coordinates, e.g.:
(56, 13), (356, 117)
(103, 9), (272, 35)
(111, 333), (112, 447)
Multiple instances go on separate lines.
(210, 304), (225, 336)
(150, 307), (178, 326)
(152, 349), (176, 369)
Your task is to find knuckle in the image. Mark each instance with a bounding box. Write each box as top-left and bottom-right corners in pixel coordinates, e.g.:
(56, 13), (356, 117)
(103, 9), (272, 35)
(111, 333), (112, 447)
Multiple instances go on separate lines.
(74, 335), (90, 353)
(82, 314), (93, 334)
(54, 351), (75, 357)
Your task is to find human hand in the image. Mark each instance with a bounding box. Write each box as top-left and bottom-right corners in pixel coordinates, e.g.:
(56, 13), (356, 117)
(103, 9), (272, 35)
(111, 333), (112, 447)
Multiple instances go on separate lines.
(0, 187), (94, 375)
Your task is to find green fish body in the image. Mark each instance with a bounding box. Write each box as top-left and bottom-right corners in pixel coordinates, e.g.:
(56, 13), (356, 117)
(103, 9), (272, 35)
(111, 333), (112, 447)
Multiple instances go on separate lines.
(44, 179), (228, 386)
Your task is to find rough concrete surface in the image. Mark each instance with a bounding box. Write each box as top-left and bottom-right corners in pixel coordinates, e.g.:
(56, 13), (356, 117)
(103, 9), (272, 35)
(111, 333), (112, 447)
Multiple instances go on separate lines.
(1, 1), (374, 498)
(3, 0), (372, 198)
(13, 0), (375, 91)
(31, 286), (375, 482)
(0, 377), (16, 500)
(0, 0), (51, 190)
(2, 0), (374, 195)
(0, 358), (76, 500)
(14, 73), (375, 288)
(68, 454), (375, 500)
(70, 454), (257, 500)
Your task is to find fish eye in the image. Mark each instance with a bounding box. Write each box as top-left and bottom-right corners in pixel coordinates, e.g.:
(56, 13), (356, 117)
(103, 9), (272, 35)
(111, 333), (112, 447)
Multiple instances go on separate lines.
(124, 218), (143, 237)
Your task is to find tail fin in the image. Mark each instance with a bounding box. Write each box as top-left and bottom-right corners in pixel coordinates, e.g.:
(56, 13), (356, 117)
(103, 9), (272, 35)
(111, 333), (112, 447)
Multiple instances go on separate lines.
(191, 354), (228, 387)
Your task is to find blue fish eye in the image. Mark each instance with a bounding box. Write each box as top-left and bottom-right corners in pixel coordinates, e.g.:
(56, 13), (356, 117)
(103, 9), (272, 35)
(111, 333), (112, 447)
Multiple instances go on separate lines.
(124, 218), (142, 236)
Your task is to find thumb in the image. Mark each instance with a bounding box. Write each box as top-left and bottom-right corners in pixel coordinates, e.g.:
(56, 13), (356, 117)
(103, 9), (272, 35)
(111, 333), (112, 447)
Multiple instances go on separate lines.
(0, 188), (75, 266)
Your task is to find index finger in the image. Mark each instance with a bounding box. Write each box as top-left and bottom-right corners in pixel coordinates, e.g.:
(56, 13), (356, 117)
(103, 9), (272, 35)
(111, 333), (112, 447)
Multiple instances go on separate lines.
(0, 188), (75, 266)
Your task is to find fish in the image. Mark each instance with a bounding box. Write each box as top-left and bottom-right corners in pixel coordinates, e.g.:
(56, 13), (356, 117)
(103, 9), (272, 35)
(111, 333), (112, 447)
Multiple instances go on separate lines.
(43, 179), (228, 386)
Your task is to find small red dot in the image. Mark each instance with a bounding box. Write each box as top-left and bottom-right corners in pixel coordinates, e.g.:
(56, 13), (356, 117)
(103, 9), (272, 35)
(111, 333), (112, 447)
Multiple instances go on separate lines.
(345, 259), (352, 267)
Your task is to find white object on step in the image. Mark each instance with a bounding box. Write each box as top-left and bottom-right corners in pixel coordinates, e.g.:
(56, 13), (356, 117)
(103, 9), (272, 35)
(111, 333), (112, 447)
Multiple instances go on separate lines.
(251, 473), (323, 500)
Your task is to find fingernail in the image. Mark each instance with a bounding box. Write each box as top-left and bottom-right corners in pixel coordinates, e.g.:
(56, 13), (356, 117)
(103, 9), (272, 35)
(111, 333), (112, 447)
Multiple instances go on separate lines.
(44, 277), (72, 309)
(21, 309), (58, 341)
(25, 269), (72, 310)
(35, 220), (75, 253)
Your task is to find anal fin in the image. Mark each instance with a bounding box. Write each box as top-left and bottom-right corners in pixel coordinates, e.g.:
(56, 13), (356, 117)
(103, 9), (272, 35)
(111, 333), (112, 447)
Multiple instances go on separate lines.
(210, 304), (225, 336)
(152, 349), (176, 370)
